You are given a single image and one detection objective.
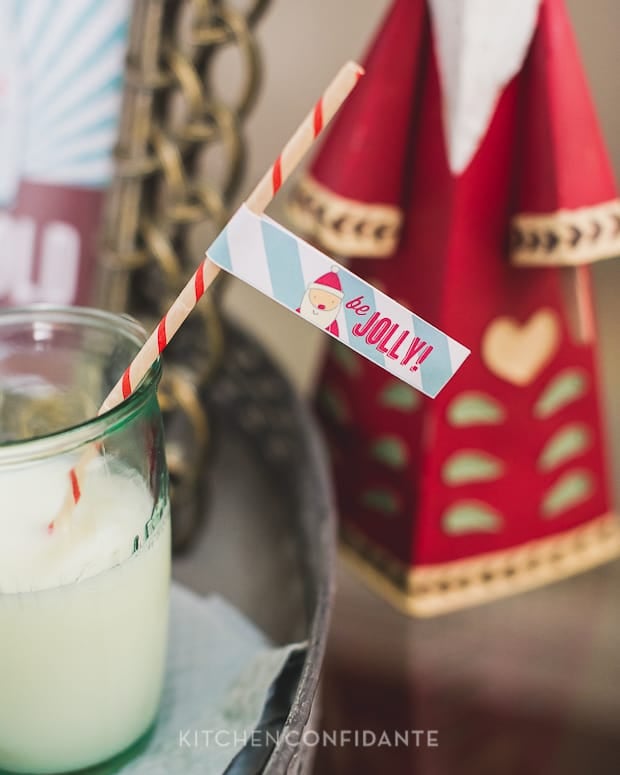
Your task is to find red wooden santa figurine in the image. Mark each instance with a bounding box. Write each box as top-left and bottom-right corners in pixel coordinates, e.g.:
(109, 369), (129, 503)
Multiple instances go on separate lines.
(289, 0), (620, 615)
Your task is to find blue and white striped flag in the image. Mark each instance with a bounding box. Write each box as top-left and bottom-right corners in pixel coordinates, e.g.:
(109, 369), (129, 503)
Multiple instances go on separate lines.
(207, 205), (469, 398)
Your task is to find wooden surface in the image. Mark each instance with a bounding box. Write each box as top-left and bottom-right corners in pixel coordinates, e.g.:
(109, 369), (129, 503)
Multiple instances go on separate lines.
(315, 555), (620, 774)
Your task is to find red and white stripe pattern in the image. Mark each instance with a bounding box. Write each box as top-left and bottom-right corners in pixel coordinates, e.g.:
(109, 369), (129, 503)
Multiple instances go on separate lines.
(271, 101), (322, 197)
(49, 61), (363, 531)
(99, 259), (216, 414)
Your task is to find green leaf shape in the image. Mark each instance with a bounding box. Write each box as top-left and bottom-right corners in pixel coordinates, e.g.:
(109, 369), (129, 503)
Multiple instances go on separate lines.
(379, 381), (421, 412)
(318, 387), (350, 424)
(538, 424), (591, 472)
(330, 342), (361, 376)
(442, 502), (503, 535)
(370, 436), (409, 469)
(542, 470), (594, 518)
(361, 489), (400, 515)
(442, 451), (504, 485)
(447, 392), (506, 427)
(534, 369), (588, 419)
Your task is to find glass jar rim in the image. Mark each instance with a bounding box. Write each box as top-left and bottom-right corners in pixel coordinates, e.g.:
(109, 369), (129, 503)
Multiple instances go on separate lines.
(0, 305), (161, 465)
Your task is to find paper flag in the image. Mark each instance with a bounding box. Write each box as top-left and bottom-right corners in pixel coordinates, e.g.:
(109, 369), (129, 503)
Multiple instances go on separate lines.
(207, 205), (469, 398)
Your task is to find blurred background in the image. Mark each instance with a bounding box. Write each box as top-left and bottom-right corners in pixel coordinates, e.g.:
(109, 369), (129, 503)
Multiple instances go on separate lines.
(2, 2), (619, 772)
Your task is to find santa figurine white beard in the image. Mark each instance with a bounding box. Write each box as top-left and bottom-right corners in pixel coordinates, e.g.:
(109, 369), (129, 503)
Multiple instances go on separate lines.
(298, 289), (341, 333)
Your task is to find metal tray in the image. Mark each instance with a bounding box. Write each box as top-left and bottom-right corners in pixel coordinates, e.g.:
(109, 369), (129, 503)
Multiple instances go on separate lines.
(173, 319), (335, 775)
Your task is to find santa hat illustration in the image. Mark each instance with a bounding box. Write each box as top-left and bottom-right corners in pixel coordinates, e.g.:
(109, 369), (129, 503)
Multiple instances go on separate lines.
(309, 266), (344, 298)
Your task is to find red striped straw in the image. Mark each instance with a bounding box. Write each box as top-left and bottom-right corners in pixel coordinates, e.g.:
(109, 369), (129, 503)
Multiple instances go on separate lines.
(49, 60), (363, 532)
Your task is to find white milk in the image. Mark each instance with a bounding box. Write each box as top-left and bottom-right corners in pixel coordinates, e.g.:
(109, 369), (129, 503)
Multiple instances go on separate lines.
(0, 458), (171, 774)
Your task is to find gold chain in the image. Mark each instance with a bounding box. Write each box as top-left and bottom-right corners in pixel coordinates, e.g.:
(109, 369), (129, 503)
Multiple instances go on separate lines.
(96, 0), (269, 549)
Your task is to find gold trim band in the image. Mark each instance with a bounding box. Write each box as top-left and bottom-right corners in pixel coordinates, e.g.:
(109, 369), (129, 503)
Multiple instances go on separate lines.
(341, 514), (620, 617)
(510, 199), (620, 266)
(287, 175), (402, 258)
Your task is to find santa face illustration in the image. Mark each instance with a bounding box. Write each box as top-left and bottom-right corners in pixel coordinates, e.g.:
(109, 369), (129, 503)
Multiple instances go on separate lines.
(297, 267), (343, 336)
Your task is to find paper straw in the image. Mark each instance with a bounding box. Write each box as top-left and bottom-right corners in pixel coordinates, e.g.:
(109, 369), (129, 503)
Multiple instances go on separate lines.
(49, 60), (363, 531)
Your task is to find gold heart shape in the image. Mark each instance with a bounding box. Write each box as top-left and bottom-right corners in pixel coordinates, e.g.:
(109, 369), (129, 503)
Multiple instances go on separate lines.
(482, 309), (560, 386)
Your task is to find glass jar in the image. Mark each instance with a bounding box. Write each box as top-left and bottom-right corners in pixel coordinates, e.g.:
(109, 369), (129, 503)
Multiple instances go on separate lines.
(0, 306), (171, 774)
